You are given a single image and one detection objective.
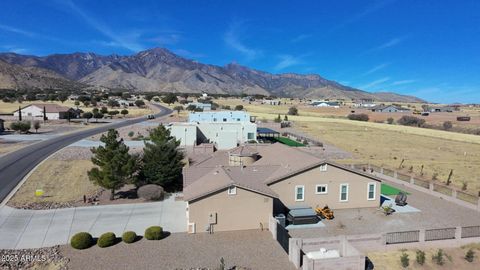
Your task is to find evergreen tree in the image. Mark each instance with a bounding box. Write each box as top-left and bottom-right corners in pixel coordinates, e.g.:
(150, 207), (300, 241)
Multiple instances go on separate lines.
(88, 129), (138, 200)
(140, 125), (184, 189)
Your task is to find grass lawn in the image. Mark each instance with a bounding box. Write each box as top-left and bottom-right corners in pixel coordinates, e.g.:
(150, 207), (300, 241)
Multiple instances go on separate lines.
(274, 136), (305, 147)
(9, 159), (96, 205)
(381, 183), (410, 195)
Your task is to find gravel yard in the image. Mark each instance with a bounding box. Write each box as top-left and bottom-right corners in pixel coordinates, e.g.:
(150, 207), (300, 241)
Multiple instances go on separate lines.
(61, 230), (294, 270)
(289, 179), (480, 239)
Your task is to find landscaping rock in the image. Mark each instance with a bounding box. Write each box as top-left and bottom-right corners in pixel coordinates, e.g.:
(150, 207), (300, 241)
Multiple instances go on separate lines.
(137, 184), (164, 201)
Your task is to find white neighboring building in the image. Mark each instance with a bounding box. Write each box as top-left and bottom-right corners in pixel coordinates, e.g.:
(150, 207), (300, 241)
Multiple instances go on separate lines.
(13, 104), (70, 120)
(169, 111), (257, 150)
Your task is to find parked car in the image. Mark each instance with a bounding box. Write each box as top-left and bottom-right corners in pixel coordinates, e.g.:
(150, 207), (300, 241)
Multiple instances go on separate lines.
(147, 114), (155, 119)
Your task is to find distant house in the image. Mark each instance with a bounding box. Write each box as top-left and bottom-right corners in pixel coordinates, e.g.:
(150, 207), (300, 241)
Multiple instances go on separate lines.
(430, 106), (454, 113)
(0, 119), (4, 133)
(311, 100), (340, 108)
(262, 99), (281, 105)
(188, 102), (212, 111)
(13, 104), (71, 120)
(371, 105), (410, 113)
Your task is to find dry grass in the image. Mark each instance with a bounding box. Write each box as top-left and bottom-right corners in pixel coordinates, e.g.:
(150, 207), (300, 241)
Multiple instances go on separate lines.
(368, 246), (480, 270)
(214, 99), (480, 192)
(9, 159), (97, 204)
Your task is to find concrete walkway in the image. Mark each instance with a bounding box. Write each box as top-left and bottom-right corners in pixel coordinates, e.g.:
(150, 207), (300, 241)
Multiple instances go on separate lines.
(0, 196), (187, 249)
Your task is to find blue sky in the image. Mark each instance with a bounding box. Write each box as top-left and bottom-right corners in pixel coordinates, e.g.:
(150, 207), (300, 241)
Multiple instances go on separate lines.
(1, 0), (479, 103)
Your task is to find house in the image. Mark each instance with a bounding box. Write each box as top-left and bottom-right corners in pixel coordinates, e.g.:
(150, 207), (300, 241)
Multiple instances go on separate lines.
(183, 143), (381, 233)
(188, 102), (212, 111)
(371, 105), (410, 113)
(310, 101), (340, 108)
(430, 106), (454, 113)
(13, 104), (71, 120)
(188, 111), (253, 123)
(169, 111), (257, 150)
(0, 119), (4, 133)
(262, 99), (281, 105)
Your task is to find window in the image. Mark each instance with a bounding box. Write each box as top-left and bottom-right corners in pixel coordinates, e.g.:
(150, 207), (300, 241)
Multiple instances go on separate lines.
(227, 186), (237, 195)
(237, 118), (241, 121)
(319, 164), (328, 172)
(315, 184), (328, 194)
(223, 118), (227, 122)
(339, 184), (349, 202)
(213, 118), (217, 122)
(367, 182), (376, 200)
(247, 132), (255, 140)
(295, 185), (305, 201)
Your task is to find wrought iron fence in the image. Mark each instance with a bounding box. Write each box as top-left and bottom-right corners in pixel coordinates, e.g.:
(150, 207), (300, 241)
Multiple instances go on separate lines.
(397, 173), (411, 182)
(433, 184), (453, 196)
(386, 230), (420, 244)
(425, 228), (456, 241)
(457, 191), (479, 205)
(461, 226), (480, 238)
(413, 178), (430, 189)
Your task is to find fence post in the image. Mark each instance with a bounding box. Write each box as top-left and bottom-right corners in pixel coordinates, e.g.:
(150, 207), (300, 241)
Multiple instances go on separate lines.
(289, 238), (302, 269)
(477, 198), (480, 211)
(455, 226), (462, 240)
(380, 167), (384, 174)
(452, 189), (457, 199)
(394, 171), (398, 178)
(429, 183), (434, 192)
(350, 164), (354, 169)
(410, 176), (415, 185)
(419, 229), (426, 242)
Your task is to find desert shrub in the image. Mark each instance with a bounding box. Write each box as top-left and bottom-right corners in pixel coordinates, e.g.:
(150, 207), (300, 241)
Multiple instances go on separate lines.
(274, 114), (281, 123)
(145, 226), (163, 240)
(234, 105), (244, 111)
(443, 121), (453, 130)
(416, 250), (425, 265)
(10, 121), (31, 133)
(432, 249), (445, 265)
(97, 232), (116, 248)
(397, 115), (425, 127)
(122, 231), (137, 244)
(70, 232), (93, 249)
(137, 184), (164, 201)
(387, 117), (394, 124)
(128, 131), (134, 138)
(465, 249), (475, 262)
(347, 113), (369, 121)
(222, 105), (231, 110)
(287, 106), (298, 115)
(400, 252), (409, 268)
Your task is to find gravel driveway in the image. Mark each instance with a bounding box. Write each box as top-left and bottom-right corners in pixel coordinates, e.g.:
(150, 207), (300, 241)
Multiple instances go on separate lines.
(62, 230), (295, 270)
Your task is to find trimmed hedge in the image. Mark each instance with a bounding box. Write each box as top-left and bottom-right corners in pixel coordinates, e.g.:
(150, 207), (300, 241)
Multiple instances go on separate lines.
(122, 231), (137, 244)
(97, 232), (116, 248)
(144, 226), (163, 240)
(70, 232), (93, 250)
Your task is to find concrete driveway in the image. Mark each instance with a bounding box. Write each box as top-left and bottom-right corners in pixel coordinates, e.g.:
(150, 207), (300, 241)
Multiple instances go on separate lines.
(0, 196), (187, 249)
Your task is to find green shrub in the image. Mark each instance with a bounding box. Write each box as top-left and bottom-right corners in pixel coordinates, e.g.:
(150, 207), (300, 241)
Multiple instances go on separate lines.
(287, 106), (298, 116)
(432, 249), (445, 265)
(97, 232), (117, 248)
(122, 231), (137, 244)
(397, 115), (425, 127)
(70, 232), (93, 250)
(416, 250), (425, 265)
(387, 117), (394, 124)
(400, 252), (409, 268)
(347, 113), (369, 121)
(465, 249), (475, 262)
(144, 226), (163, 240)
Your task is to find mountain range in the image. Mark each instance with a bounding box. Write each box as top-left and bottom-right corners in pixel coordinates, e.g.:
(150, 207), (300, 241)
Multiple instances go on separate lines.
(0, 48), (424, 102)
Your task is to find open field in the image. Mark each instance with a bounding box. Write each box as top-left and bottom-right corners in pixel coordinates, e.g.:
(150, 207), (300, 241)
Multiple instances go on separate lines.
(9, 159), (96, 205)
(215, 98), (480, 193)
(0, 100), (154, 117)
(368, 245), (480, 270)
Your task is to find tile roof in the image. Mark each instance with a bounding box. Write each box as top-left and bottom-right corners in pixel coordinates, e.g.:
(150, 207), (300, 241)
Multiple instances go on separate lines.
(183, 143), (381, 201)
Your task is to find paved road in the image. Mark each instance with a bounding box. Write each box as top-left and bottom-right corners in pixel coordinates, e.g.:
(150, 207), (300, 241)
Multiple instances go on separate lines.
(0, 196), (187, 249)
(0, 104), (172, 203)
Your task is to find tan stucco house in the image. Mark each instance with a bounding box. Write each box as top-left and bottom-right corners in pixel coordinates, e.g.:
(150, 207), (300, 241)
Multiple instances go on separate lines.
(183, 143), (381, 233)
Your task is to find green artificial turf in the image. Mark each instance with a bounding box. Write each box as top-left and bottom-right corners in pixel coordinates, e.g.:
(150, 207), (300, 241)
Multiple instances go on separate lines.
(381, 183), (410, 195)
(274, 137), (305, 147)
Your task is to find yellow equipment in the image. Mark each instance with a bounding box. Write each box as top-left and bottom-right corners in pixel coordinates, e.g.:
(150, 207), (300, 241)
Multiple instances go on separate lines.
(315, 205), (334, 220)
